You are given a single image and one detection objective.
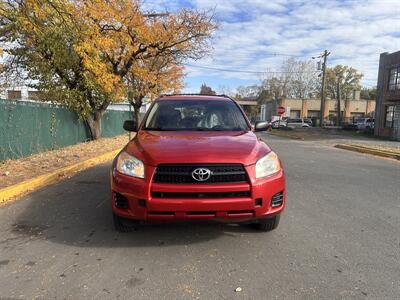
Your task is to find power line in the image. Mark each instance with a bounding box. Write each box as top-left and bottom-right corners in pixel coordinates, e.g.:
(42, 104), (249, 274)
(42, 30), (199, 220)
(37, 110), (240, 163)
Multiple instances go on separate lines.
(184, 63), (320, 74)
(184, 52), (315, 63)
(263, 52), (307, 58)
(222, 51), (317, 58)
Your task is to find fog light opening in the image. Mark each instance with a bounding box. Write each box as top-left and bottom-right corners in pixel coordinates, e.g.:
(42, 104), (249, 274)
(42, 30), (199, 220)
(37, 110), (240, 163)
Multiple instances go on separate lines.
(271, 191), (284, 207)
(114, 192), (129, 209)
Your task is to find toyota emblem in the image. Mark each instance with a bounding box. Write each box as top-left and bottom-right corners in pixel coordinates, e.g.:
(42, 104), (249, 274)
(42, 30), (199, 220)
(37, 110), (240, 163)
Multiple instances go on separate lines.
(192, 168), (212, 182)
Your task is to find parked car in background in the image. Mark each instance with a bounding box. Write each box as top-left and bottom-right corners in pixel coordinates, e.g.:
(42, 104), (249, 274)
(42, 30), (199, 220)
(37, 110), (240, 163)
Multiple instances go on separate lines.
(287, 118), (310, 128)
(303, 118), (313, 126)
(355, 118), (374, 130)
(323, 120), (334, 127)
(343, 123), (356, 130)
(271, 119), (287, 128)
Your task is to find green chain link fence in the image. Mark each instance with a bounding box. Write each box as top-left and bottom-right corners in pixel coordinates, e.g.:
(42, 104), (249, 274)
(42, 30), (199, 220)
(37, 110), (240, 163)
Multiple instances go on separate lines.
(0, 99), (133, 161)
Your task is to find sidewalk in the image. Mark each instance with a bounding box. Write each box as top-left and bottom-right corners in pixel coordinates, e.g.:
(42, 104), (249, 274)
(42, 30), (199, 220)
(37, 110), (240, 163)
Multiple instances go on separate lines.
(267, 128), (400, 160)
(268, 128), (400, 148)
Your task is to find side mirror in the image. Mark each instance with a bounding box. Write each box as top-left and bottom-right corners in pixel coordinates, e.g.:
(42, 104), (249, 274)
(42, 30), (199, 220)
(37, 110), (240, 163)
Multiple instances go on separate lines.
(123, 120), (137, 132)
(254, 121), (270, 132)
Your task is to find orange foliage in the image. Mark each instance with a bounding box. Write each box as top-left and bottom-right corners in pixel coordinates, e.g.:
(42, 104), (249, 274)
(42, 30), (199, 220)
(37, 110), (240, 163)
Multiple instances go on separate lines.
(73, 0), (215, 98)
(0, 0), (216, 137)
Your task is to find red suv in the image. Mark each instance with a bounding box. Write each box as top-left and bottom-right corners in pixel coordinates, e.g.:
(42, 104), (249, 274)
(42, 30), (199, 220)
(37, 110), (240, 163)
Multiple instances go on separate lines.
(110, 95), (285, 231)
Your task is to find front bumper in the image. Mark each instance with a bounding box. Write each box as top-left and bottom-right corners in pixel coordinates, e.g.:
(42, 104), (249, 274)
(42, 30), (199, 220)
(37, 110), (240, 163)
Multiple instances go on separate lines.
(110, 164), (285, 222)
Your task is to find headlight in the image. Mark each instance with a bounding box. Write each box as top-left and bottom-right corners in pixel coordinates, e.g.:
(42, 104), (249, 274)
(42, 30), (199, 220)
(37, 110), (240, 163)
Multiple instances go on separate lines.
(255, 151), (281, 178)
(116, 151), (145, 178)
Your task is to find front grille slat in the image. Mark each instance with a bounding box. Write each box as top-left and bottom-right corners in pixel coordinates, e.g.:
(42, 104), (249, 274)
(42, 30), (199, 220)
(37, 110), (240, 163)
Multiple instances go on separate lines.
(153, 164), (248, 184)
(152, 191), (251, 199)
(212, 171), (246, 176)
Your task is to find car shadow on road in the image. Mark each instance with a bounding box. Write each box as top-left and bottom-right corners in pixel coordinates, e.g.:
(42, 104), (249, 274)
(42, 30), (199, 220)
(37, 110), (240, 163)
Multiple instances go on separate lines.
(9, 164), (261, 248)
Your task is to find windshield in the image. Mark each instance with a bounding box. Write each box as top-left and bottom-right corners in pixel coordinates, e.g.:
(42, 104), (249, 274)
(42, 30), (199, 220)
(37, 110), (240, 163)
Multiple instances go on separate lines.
(144, 100), (250, 131)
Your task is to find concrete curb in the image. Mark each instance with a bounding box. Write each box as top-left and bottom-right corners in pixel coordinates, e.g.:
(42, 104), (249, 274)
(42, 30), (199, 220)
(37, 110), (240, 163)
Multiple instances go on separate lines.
(0, 149), (121, 205)
(334, 144), (400, 160)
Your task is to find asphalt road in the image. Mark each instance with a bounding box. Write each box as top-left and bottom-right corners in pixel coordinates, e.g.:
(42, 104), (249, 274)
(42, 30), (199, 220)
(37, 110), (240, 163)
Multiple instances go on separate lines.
(0, 134), (399, 299)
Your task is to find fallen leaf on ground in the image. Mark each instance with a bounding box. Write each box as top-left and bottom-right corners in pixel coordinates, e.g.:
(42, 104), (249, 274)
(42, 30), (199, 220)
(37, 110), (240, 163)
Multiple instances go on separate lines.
(0, 135), (129, 189)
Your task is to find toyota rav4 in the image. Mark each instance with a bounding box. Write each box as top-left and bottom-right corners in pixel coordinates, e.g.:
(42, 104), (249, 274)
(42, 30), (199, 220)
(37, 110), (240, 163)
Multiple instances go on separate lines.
(110, 95), (286, 231)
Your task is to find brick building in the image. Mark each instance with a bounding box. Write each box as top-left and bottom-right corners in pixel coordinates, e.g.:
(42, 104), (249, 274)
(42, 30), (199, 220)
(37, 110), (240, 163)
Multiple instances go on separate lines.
(374, 51), (400, 140)
(260, 94), (375, 123)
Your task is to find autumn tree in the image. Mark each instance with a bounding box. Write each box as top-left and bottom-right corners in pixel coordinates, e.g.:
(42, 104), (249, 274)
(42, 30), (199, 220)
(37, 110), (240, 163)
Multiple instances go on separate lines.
(234, 85), (260, 120)
(127, 56), (183, 124)
(0, 0), (216, 139)
(77, 1), (215, 125)
(288, 59), (319, 99)
(235, 85), (260, 99)
(259, 77), (286, 101)
(217, 85), (234, 97)
(260, 58), (319, 100)
(360, 87), (377, 100)
(326, 65), (363, 124)
(326, 65), (363, 100)
(200, 84), (216, 95)
(0, 48), (3, 76)
(0, 0), (115, 139)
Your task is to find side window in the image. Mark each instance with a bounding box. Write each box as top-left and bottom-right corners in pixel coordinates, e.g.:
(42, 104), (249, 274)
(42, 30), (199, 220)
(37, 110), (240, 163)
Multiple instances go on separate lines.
(385, 106), (395, 128)
(388, 67), (400, 91)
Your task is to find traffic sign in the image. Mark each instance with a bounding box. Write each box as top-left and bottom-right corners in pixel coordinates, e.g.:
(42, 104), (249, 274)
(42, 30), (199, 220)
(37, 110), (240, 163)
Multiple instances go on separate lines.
(277, 106), (285, 115)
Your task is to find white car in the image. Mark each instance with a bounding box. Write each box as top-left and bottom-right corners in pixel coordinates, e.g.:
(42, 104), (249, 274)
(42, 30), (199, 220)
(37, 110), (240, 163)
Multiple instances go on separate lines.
(287, 118), (310, 128)
(355, 118), (374, 130)
(271, 120), (287, 128)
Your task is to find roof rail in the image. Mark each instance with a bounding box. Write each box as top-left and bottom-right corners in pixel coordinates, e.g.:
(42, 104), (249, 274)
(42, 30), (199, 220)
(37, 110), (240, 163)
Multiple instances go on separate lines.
(159, 93), (232, 99)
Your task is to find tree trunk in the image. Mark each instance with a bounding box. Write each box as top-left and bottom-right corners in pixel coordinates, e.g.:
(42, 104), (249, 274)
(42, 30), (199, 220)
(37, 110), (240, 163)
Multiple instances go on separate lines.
(86, 110), (104, 140)
(134, 107), (140, 125)
(130, 97), (144, 126)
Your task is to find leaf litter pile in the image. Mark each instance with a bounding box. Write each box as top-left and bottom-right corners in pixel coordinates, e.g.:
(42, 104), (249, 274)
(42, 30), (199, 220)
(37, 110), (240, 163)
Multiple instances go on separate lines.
(0, 135), (129, 189)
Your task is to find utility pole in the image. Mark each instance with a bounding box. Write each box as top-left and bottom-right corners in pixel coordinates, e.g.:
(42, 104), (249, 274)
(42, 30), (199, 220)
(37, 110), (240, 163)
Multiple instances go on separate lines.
(313, 50), (330, 127)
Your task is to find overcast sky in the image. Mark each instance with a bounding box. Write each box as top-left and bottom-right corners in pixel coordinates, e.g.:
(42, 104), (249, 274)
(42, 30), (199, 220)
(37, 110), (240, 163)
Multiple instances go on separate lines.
(145, 0), (400, 93)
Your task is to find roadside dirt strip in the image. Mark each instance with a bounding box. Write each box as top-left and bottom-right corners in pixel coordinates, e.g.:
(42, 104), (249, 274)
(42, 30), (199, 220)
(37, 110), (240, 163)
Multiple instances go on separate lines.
(0, 149), (120, 205)
(335, 144), (400, 160)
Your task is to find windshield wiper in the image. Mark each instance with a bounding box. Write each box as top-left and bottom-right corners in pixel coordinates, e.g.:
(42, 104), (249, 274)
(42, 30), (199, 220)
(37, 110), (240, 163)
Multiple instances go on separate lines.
(144, 127), (245, 131)
(191, 127), (243, 131)
(194, 127), (209, 131)
(228, 127), (245, 131)
(144, 127), (163, 131)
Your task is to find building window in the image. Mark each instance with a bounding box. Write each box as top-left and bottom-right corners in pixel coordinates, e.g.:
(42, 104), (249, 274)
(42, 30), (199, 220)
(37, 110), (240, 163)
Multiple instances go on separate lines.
(388, 67), (400, 91)
(385, 106), (395, 128)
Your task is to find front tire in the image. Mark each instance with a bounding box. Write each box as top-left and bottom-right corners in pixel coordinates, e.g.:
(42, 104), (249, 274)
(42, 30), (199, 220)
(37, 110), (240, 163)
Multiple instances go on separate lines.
(113, 213), (140, 232)
(252, 214), (280, 231)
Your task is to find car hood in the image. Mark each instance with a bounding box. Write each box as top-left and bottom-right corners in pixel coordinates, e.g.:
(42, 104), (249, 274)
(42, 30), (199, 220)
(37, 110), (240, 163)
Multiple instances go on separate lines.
(125, 130), (270, 166)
